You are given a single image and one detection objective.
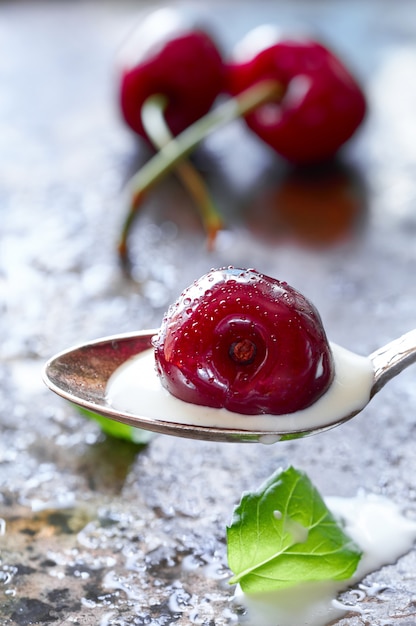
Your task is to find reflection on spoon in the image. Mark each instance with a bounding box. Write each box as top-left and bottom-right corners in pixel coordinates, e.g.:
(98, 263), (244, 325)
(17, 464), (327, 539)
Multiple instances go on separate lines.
(43, 328), (416, 443)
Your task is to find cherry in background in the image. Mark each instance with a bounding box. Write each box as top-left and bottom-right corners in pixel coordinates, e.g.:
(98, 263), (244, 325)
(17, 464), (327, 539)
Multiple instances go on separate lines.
(118, 7), (225, 140)
(226, 26), (367, 164)
(117, 18), (368, 268)
(117, 7), (226, 260)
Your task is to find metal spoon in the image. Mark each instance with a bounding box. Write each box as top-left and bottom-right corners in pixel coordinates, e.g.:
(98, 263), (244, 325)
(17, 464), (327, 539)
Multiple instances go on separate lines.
(42, 328), (416, 443)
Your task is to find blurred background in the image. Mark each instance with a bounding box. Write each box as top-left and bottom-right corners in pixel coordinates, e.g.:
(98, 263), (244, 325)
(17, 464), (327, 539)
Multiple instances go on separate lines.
(1, 1), (416, 624)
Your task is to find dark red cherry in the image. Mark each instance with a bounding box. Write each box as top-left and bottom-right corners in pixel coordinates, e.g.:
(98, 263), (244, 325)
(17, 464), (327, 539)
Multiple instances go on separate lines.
(118, 8), (225, 140)
(226, 33), (367, 164)
(153, 268), (334, 415)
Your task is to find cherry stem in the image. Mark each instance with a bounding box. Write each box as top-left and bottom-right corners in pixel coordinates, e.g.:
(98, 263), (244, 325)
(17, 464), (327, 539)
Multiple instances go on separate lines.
(141, 94), (223, 250)
(118, 79), (283, 263)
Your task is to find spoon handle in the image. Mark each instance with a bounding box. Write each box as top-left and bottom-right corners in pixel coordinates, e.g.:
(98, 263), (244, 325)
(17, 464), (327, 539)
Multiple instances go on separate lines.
(370, 329), (416, 396)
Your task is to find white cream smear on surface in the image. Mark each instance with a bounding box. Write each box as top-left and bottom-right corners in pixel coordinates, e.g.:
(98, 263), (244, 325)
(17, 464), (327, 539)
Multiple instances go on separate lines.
(105, 343), (374, 436)
(234, 493), (416, 626)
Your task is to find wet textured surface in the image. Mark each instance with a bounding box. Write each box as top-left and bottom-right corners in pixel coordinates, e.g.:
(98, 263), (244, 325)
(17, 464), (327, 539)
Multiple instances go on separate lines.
(2, 0), (416, 624)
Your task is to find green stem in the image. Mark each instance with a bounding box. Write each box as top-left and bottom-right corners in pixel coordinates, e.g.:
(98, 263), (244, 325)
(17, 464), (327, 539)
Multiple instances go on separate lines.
(118, 79), (283, 262)
(141, 94), (223, 250)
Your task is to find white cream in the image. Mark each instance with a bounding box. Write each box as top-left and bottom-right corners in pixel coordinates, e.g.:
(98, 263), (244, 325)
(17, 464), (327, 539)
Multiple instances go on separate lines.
(105, 343), (373, 435)
(233, 493), (416, 626)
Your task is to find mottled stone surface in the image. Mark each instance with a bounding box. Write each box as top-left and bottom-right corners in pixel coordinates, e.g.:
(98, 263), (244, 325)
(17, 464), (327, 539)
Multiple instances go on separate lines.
(1, 1), (416, 624)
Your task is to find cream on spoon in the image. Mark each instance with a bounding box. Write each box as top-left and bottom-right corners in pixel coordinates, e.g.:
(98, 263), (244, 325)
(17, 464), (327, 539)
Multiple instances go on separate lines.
(43, 266), (416, 443)
(106, 342), (373, 443)
(43, 326), (416, 443)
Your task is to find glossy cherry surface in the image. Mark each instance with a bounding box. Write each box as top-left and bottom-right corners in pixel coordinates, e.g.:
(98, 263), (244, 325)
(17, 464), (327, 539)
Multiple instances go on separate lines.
(119, 8), (225, 139)
(153, 268), (335, 415)
(227, 32), (366, 164)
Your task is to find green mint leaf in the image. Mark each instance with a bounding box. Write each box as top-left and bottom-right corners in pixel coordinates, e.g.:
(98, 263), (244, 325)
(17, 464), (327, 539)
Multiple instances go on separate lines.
(226, 466), (362, 593)
(74, 405), (154, 445)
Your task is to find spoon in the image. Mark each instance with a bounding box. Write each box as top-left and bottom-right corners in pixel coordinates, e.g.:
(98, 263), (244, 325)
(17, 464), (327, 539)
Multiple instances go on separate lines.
(42, 328), (416, 443)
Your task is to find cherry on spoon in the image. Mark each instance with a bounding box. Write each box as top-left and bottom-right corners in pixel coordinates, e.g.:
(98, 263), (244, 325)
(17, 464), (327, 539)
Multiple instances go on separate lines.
(42, 328), (416, 443)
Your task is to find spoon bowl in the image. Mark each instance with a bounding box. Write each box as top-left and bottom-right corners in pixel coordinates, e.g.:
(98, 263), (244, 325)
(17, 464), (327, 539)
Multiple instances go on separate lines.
(42, 329), (416, 443)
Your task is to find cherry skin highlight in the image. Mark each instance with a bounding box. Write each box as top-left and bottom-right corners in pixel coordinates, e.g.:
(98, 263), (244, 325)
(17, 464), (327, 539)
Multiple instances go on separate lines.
(153, 268), (334, 415)
(226, 33), (366, 164)
(118, 9), (225, 140)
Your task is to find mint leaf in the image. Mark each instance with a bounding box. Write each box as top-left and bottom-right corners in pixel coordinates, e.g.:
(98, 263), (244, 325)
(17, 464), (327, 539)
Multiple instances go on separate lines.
(227, 466), (361, 593)
(74, 405), (154, 445)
